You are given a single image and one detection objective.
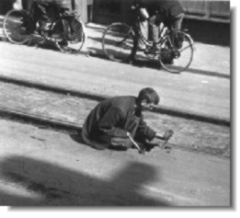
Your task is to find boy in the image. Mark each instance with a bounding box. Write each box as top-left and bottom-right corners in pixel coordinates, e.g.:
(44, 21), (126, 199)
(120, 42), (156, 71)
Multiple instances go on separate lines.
(81, 87), (173, 151)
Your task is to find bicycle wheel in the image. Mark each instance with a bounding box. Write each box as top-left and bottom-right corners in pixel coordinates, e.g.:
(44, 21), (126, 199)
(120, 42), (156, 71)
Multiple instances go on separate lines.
(54, 19), (86, 53)
(3, 9), (33, 44)
(159, 30), (194, 73)
(102, 23), (134, 62)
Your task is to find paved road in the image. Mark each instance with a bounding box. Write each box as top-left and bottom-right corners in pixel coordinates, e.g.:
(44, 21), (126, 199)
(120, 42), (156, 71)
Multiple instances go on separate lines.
(0, 41), (230, 121)
(0, 118), (230, 206)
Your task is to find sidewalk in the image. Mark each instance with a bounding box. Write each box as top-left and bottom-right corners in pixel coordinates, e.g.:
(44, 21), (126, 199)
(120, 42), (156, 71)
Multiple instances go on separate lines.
(84, 23), (230, 78)
(0, 19), (231, 78)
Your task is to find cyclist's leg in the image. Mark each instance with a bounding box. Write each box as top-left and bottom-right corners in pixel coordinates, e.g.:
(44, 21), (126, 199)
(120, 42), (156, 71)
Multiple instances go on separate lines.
(138, 20), (148, 50)
(149, 15), (159, 45)
(171, 13), (185, 49)
(34, 2), (50, 31)
(149, 14), (161, 53)
(128, 24), (139, 62)
(171, 13), (184, 30)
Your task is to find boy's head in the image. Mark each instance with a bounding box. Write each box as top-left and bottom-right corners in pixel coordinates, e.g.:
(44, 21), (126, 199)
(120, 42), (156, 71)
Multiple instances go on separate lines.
(136, 87), (160, 110)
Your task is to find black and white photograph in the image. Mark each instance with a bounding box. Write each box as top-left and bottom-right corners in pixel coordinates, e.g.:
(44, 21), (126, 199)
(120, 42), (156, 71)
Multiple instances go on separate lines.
(0, 0), (233, 210)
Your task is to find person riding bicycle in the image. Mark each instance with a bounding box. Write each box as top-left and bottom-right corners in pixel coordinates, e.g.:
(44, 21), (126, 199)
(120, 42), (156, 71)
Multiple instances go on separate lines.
(34, 0), (71, 33)
(132, 0), (185, 53)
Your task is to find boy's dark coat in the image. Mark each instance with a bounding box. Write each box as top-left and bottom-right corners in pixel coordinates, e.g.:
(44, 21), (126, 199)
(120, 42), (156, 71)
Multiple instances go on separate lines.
(81, 96), (156, 150)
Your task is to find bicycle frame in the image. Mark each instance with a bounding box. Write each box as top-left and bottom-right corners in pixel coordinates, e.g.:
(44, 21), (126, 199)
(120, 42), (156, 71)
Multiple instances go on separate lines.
(134, 18), (194, 54)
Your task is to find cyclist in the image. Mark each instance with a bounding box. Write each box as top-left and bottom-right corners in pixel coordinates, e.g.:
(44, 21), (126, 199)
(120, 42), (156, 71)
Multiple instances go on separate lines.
(34, 0), (71, 33)
(132, 0), (185, 52)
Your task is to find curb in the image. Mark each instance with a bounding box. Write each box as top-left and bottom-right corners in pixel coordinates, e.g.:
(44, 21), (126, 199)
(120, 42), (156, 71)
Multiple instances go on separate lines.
(0, 75), (230, 127)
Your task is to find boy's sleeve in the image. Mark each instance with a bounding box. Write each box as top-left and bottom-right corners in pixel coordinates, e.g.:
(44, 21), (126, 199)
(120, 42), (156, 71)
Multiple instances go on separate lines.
(98, 107), (128, 138)
(137, 116), (157, 141)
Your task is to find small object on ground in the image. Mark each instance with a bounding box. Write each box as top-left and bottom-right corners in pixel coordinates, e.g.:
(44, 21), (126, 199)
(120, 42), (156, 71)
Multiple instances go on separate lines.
(161, 130), (174, 150)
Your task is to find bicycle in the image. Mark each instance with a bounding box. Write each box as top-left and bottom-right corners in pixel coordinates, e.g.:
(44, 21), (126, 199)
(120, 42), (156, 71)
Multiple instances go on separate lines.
(3, 0), (86, 53)
(102, 10), (194, 74)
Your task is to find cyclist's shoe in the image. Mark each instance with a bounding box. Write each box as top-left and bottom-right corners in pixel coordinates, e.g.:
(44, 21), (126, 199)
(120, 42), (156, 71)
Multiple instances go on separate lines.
(39, 22), (51, 37)
(160, 48), (174, 64)
(58, 40), (73, 52)
(148, 45), (160, 55)
(174, 33), (184, 49)
(40, 22), (51, 31)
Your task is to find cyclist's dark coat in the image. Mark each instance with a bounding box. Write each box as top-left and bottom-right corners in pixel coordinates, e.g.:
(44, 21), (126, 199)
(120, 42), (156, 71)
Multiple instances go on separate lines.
(137, 0), (184, 24)
(81, 96), (156, 150)
(36, 0), (70, 9)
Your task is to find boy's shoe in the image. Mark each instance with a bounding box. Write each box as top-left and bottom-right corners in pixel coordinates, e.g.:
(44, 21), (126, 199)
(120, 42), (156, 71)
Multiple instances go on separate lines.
(144, 143), (156, 152)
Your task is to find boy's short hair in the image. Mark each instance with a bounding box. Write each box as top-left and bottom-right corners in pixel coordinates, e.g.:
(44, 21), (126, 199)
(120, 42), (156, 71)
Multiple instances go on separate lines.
(137, 87), (160, 105)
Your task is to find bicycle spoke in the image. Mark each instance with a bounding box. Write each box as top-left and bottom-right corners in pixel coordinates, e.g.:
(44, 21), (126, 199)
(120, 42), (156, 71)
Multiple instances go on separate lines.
(3, 9), (32, 44)
(159, 31), (194, 73)
(102, 23), (134, 62)
(54, 19), (86, 53)
(179, 43), (193, 52)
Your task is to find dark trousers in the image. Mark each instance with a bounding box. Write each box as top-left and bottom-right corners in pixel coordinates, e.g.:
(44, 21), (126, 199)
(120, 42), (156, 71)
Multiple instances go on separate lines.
(149, 13), (184, 44)
(35, 3), (49, 23)
(35, 0), (69, 25)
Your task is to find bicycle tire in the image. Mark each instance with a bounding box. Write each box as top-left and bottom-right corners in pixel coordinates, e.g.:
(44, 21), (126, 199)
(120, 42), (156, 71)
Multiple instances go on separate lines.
(54, 19), (86, 53)
(102, 23), (134, 62)
(3, 9), (33, 45)
(159, 30), (194, 74)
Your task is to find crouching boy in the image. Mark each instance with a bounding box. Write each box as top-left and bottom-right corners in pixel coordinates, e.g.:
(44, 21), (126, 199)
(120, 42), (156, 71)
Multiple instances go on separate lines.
(81, 87), (173, 151)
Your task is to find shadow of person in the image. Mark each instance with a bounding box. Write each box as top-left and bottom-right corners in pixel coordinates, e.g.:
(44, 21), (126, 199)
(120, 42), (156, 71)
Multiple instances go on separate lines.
(0, 155), (170, 207)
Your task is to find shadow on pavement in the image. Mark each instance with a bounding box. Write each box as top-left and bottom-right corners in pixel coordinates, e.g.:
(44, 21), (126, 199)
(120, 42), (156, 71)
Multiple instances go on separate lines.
(88, 26), (230, 78)
(88, 45), (230, 78)
(0, 16), (4, 41)
(0, 155), (169, 206)
(88, 31), (230, 78)
(87, 24), (106, 33)
(0, 16), (66, 52)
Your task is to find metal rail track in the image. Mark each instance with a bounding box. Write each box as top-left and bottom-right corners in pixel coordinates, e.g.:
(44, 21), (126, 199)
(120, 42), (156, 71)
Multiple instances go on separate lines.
(0, 99), (229, 159)
(0, 75), (230, 127)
